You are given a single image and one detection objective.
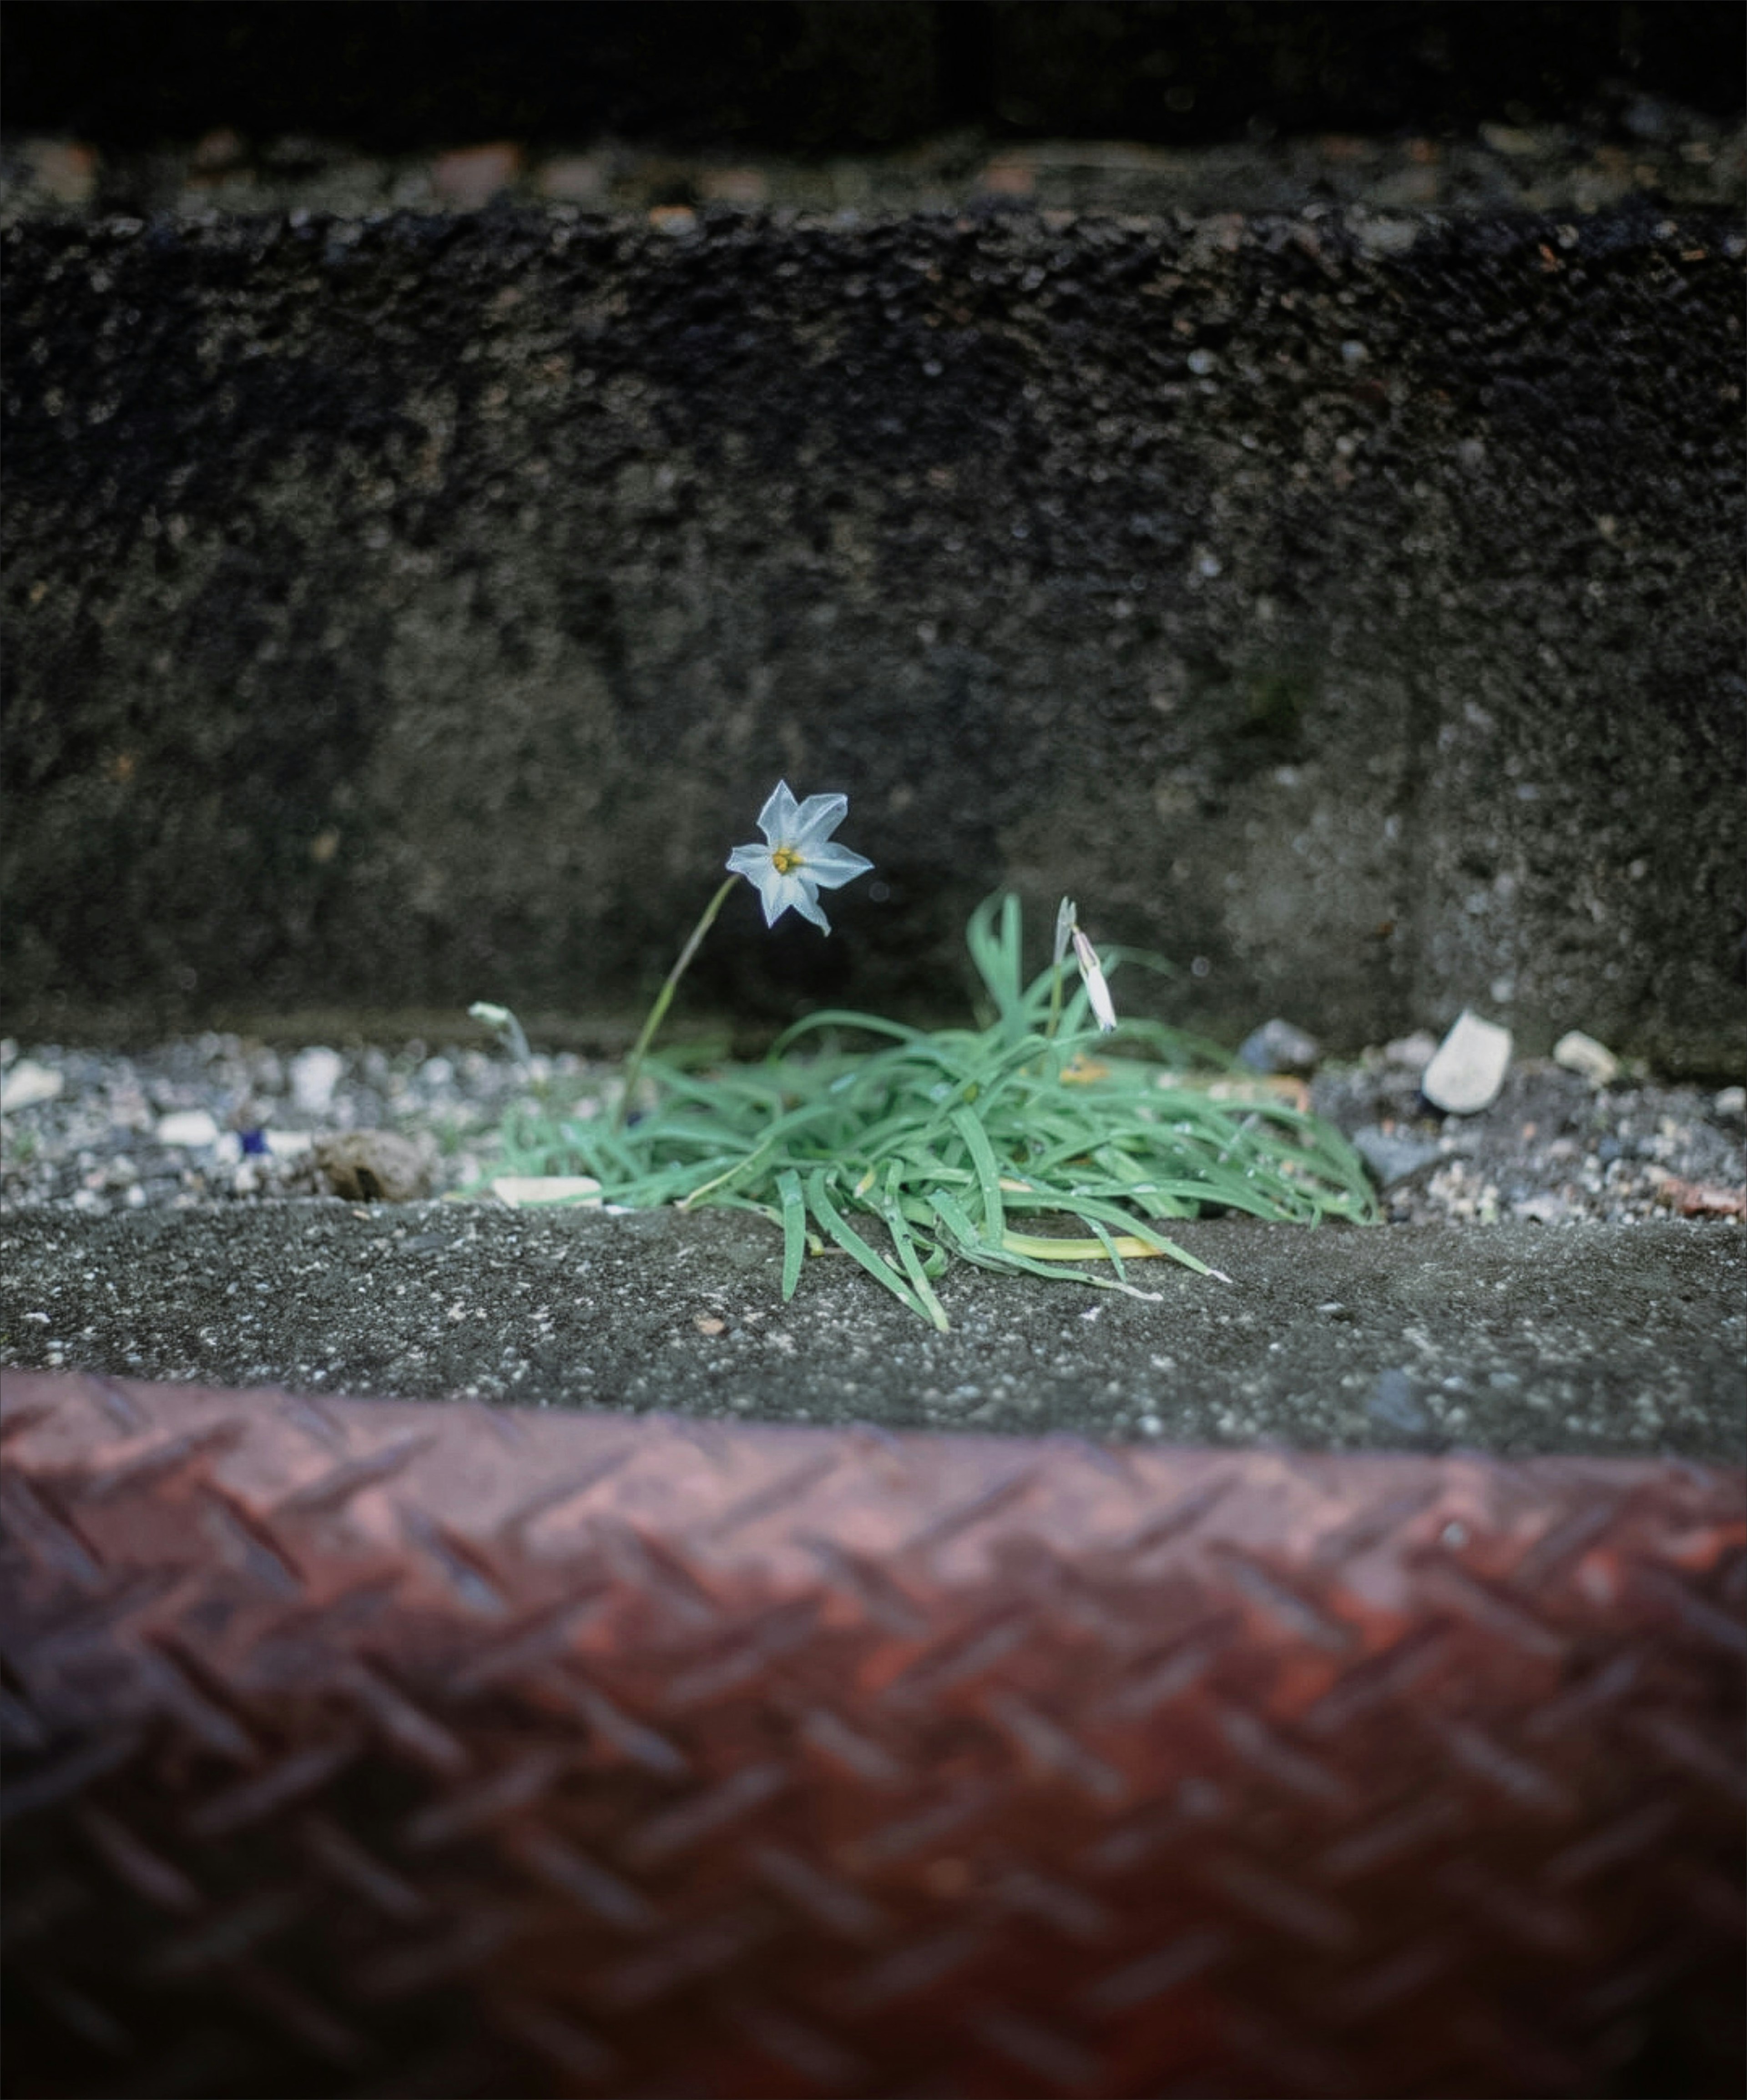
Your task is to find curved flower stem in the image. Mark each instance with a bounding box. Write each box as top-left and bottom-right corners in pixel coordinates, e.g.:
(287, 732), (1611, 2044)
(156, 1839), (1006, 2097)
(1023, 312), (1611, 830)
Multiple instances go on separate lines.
(1044, 896), (1074, 1044)
(1045, 963), (1065, 1042)
(613, 874), (741, 1131)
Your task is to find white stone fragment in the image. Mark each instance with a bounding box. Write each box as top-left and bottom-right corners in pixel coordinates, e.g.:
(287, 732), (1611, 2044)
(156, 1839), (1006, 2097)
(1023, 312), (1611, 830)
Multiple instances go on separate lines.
(289, 1045), (346, 1115)
(156, 1109), (222, 1148)
(0, 1060), (64, 1113)
(265, 1130), (314, 1159)
(1383, 1031), (1439, 1073)
(1421, 1010), (1513, 1116)
(1553, 1030), (1620, 1086)
(492, 1175), (603, 1207)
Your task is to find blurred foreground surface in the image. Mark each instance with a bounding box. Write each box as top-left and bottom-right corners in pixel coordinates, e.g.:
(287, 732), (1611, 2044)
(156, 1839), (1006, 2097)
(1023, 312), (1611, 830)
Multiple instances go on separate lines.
(3, 1365), (1741, 2099)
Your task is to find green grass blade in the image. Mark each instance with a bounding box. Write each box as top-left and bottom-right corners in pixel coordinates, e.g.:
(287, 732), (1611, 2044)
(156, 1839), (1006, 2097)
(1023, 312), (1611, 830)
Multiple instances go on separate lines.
(1056, 1195), (1230, 1279)
(773, 1009), (924, 1053)
(880, 1169), (951, 1331)
(776, 1168), (807, 1301)
(949, 1106), (1007, 1243)
(986, 1232), (1164, 1301)
(927, 1189), (1018, 1271)
(1084, 1213), (1128, 1280)
(806, 1170), (930, 1322)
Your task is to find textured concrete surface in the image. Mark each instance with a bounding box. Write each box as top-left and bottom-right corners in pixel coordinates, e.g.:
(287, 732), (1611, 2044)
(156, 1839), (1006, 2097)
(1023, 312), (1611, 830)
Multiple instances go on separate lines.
(2, 1204), (1741, 1459)
(5, 205), (1743, 1067)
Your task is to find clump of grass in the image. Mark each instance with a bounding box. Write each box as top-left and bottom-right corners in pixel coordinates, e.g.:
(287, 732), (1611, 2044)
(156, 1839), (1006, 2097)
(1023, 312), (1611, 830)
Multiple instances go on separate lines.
(481, 896), (1376, 1328)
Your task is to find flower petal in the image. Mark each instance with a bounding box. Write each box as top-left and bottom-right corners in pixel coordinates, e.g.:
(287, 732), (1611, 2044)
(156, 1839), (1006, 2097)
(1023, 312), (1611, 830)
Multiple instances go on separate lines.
(752, 868), (817, 928)
(788, 879), (832, 933)
(789, 791), (849, 848)
(800, 841), (874, 889)
(726, 843), (772, 880)
(757, 780), (801, 844)
(1071, 929), (1118, 1033)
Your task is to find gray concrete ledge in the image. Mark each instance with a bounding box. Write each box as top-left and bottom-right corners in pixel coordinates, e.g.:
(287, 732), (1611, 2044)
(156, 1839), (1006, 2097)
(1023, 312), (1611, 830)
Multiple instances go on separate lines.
(5, 205), (1742, 1067)
(2, 1205), (1741, 1459)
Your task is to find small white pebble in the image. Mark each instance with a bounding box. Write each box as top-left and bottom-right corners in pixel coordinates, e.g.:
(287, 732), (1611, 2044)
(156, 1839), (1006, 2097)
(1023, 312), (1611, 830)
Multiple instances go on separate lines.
(289, 1045), (345, 1116)
(1422, 1010), (1513, 1115)
(1553, 1030), (1620, 1086)
(0, 1060), (64, 1113)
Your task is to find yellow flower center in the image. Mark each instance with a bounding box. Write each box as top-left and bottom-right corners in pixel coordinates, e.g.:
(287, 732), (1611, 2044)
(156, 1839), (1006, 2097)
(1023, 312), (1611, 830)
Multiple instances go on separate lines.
(770, 845), (803, 875)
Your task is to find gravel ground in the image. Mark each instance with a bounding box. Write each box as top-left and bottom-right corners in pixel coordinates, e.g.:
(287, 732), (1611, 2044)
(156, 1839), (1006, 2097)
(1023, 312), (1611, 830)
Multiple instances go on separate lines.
(2, 1031), (1741, 1230)
(4, 1032), (1741, 1455)
(6, 101), (1742, 228)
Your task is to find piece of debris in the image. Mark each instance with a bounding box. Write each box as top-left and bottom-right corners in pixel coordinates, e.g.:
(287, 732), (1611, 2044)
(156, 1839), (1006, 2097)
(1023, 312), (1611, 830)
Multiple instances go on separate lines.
(1552, 1030), (1620, 1086)
(0, 1060), (64, 1113)
(289, 1046), (346, 1116)
(1352, 1126), (1443, 1188)
(537, 153), (610, 204)
(1237, 1018), (1321, 1076)
(491, 1175), (603, 1208)
(1382, 1031), (1439, 1072)
(156, 1109), (221, 1148)
(1366, 1367), (1437, 1444)
(1512, 1192), (1570, 1224)
(313, 1131), (431, 1202)
(1421, 1010), (1513, 1115)
(429, 141), (523, 209)
(1646, 1170), (1746, 1220)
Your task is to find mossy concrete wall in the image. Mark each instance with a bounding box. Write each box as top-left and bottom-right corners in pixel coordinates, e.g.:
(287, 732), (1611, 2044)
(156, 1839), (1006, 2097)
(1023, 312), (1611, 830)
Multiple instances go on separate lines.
(4, 204), (1742, 1065)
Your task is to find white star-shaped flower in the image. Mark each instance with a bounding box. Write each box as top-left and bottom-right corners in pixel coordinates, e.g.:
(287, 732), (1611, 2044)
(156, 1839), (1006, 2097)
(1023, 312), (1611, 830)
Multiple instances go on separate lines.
(726, 780), (873, 933)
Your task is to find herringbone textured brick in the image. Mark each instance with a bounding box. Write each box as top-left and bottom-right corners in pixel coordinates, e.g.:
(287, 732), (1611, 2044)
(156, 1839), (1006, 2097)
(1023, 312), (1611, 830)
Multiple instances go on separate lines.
(2, 1369), (1742, 2097)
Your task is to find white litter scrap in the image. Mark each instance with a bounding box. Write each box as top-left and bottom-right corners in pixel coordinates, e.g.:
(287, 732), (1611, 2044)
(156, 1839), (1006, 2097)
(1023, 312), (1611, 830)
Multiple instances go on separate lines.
(155, 1109), (222, 1149)
(492, 1176), (603, 1208)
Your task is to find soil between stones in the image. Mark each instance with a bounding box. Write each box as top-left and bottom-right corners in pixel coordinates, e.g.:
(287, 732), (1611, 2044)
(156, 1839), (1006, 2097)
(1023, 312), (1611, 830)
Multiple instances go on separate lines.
(2, 1204), (1740, 1460)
